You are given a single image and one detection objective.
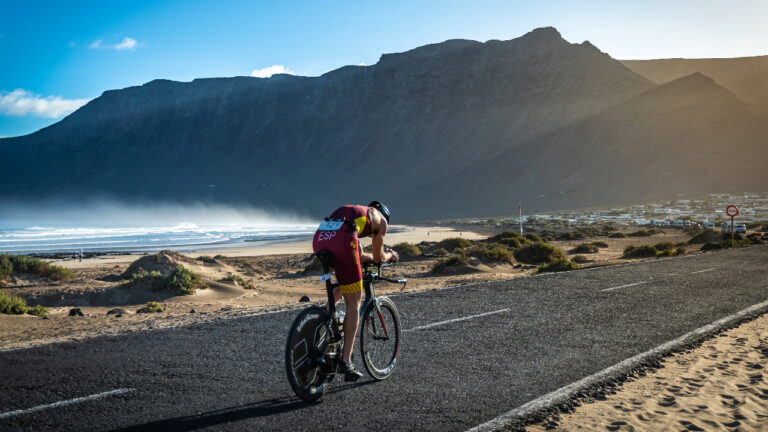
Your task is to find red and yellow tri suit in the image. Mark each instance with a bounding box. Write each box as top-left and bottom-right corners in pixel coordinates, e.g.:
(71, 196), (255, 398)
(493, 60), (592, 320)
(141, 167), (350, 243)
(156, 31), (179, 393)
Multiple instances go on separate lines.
(312, 205), (375, 294)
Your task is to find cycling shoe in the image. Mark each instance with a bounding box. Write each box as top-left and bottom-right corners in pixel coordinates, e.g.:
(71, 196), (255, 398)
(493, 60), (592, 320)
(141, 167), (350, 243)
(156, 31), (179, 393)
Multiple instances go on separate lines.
(339, 361), (363, 382)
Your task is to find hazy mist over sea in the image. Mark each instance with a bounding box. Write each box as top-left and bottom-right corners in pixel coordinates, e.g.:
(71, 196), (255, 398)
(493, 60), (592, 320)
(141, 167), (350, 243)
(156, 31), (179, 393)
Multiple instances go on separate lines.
(0, 200), (317, 254)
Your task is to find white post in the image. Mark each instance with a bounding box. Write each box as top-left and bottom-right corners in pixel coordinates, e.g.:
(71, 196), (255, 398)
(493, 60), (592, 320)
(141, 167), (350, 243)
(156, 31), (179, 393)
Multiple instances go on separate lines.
(519, 202), (523, 235)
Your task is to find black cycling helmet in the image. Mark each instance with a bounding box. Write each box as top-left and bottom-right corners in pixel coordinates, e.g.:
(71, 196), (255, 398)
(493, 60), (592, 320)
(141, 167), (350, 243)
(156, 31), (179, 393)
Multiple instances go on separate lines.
(368, 201), (391, 223)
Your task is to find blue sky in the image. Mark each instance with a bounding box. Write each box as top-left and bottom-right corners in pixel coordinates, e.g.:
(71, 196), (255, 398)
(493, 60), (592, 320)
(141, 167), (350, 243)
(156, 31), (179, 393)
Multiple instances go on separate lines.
(1, 0), (767, 137)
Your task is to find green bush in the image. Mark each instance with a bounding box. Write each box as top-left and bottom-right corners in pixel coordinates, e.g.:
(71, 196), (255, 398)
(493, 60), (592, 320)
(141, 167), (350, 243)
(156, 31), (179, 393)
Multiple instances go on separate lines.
(627, 230), (652, 237)
(514, 243), (566, 265)
(0, 291), (48, 316)
(224, 273), (254, 289)
(676, 247), (686, 255)
(127, 266), (206, 295)
(722, 239), (751, 249)
(468, 244), (513, 263)
(434, 237), (472, 252)
(494, 237), (522, 248)
(524, 233), (543, 243)
(137, 301), (165, 313)
(653, 242), (675, 251)
(591, 241), (609, 248)
(432, 254), (469, 273)
(701, 242), (723, 251)
(687, 229), (721, 245)
(169, 266), (207, 295)
(609, 232), (626, 238)
(571, 243), (599, 254)
(0, 254), (74, 282)
(27, 304), (48, 317)
(392, 242), (422, 258)
(537, 258), (580, 273)
(0, 255), (12, 282)
(572, 255), (590, 263)
(622, 245), (658, 258)
(196, 255), (216, 264)
(489, 231), (523, 242)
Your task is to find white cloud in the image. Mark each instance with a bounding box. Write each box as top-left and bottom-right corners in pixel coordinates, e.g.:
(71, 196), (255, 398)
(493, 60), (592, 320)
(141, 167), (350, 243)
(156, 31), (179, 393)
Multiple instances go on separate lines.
(0, 89), (91, 118)
(250, 65), (294, 78)
(89, 37), (140, 51)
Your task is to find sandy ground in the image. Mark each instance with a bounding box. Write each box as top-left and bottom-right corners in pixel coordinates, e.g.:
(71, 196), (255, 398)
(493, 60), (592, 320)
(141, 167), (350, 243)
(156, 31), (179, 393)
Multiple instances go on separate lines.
(526, 313), (768, 431)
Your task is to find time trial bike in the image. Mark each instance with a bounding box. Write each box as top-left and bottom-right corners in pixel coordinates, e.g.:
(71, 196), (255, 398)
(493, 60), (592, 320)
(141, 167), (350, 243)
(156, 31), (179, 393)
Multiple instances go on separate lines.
(285, 251), (406, 402)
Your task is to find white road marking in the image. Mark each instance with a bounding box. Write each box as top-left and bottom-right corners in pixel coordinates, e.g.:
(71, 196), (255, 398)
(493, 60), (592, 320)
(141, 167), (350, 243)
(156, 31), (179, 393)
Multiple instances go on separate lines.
(0, 388), (136, 419)
(467, 298), (768, 432)
(601, 281), (647, 292)
(691, 268), (716, 274)
(404, 308), (510, 332)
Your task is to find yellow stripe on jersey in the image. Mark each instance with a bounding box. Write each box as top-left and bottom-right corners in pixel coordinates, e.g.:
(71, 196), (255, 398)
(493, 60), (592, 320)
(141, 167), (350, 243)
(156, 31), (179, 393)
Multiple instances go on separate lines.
(354, 215), (367, 235)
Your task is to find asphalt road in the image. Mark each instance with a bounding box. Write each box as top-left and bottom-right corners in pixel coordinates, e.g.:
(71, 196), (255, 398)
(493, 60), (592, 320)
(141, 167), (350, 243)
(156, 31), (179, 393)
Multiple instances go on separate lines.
(1, 246), (767, 431)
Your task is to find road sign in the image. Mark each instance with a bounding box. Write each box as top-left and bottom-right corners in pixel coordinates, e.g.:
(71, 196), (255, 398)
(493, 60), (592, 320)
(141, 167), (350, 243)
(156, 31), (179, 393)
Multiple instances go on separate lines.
(726, 205), (739, 244)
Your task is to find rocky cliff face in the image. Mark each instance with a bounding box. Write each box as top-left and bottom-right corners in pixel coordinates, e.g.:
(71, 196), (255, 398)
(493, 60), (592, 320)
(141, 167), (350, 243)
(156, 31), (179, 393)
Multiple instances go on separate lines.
(1, 27), (765, 220)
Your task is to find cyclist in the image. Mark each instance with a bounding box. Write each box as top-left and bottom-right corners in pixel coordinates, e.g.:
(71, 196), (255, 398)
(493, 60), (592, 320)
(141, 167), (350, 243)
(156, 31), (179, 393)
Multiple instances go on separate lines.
(312, 201), (399, 381)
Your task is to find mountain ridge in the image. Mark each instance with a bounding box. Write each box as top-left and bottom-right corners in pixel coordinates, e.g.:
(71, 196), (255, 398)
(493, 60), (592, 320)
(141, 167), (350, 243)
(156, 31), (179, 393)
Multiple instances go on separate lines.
(1, 28), (765, 221)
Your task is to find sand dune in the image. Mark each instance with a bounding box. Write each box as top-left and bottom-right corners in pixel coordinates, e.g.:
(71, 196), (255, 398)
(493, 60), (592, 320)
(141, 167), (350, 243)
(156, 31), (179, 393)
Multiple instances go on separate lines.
(527, 313), (768, 431)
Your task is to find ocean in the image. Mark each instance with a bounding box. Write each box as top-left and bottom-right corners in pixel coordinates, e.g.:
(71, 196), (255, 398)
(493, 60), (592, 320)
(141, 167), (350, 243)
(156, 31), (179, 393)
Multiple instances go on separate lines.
(0, 222), (317, 255)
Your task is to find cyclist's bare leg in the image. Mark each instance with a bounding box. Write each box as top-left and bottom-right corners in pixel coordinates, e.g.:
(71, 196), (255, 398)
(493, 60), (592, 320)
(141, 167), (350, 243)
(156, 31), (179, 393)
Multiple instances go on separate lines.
(325, 287), (342, 311)
(341, 290), (362, 364)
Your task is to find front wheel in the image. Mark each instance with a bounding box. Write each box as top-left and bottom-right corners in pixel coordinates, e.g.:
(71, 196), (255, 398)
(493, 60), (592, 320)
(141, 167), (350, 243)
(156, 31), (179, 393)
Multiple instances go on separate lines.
(359, 297), (402, 380)
(285, 306), (333, 402)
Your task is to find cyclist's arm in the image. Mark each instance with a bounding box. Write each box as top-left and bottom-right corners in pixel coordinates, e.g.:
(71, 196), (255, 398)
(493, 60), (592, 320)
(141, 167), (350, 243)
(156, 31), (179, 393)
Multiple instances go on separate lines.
(358, 213), (398, 264)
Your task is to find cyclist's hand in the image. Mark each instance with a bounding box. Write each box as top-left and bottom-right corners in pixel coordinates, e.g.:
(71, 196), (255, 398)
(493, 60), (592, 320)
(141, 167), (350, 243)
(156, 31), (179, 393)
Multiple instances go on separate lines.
(388, 250), (399, 263)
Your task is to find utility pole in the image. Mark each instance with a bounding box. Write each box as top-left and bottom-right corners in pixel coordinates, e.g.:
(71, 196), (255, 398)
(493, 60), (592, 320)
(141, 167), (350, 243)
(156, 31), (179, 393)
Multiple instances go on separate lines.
(519, 201), (523, 235)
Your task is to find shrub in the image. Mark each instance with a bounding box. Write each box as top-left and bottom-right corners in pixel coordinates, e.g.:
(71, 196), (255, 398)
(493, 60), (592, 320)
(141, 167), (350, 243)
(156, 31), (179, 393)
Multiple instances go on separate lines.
(302, 258), (323, 274)
(196, 255), (216, 264)
(627, 230), (652, 237)
(0, 291), (29, 315)
(434, 237), (472, 253)
(687, 229), (721, 245)
(571, 243), (599, 254)
(27, 304), (48, 317)
(137, 301), (165, 313)
(656, 249), (675, 257)
(224, 273), (254, 289)
(214, 255), (227, 260)
(675, 247), (686, 255)
(572, 255), (590, 264)
(127, 266), (206, 295)
(0, 255), (11, 282)
(468, 244), (513, 263)
(496, 237), (523, 248)
(537, 258), (580, 273)
(514, 243), (566, 265)
(524, 233), (542, 243)
(169, 266), (207, 295)
(609, 232), (626, 238)
(489, 231), (523, 242)
(722, 239), (750, 249)
(0, 291), (48, 316)
(701, 242), (723, 251)
(653, 242), (675, 251)
(432, 254), (469, 273)
(0, 254), (74, 282)
(622, 245), (658, 259)
(591, 241), (609, 248)
(392, 242), (422, 259)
